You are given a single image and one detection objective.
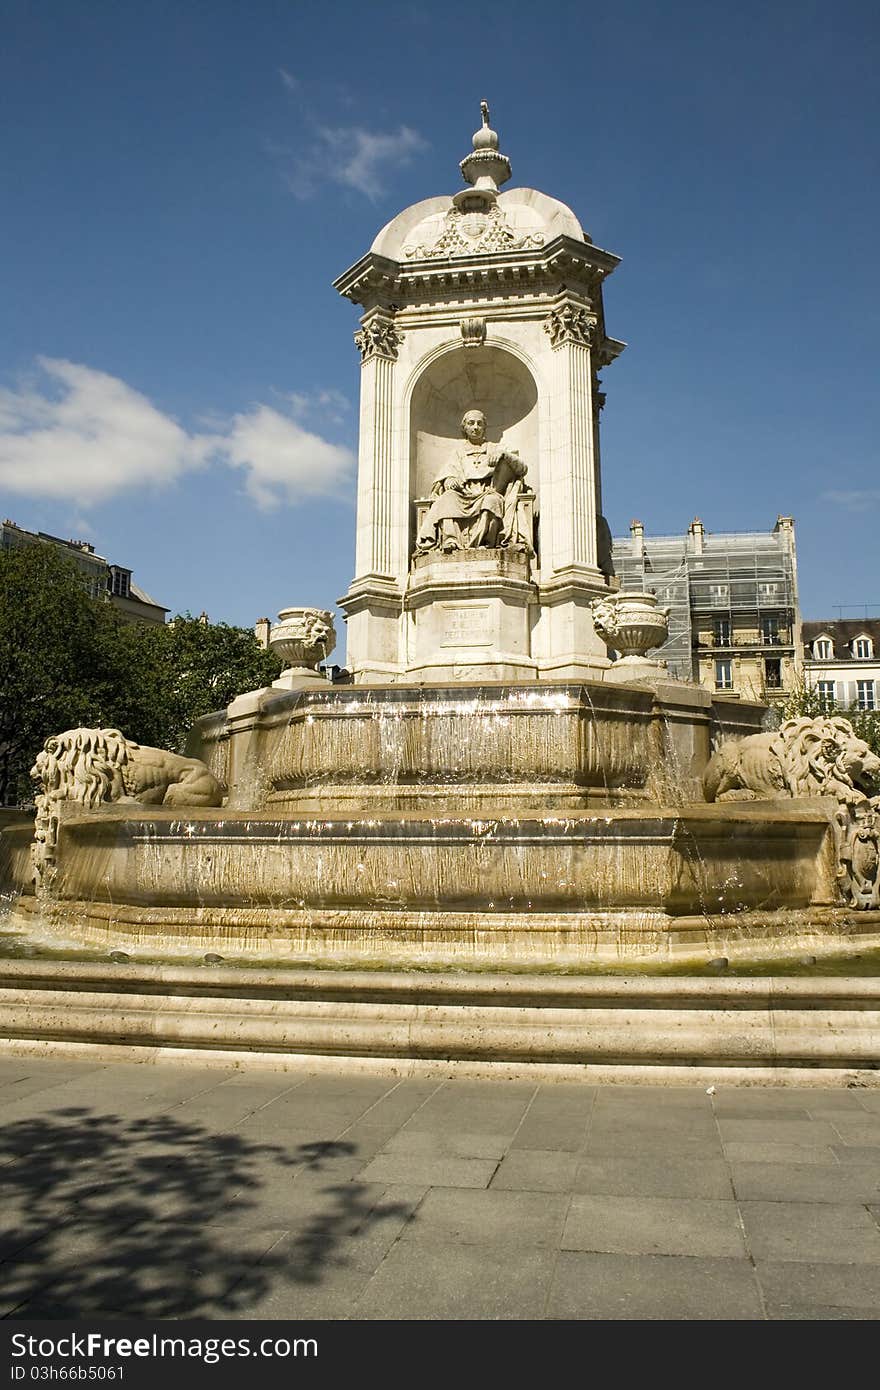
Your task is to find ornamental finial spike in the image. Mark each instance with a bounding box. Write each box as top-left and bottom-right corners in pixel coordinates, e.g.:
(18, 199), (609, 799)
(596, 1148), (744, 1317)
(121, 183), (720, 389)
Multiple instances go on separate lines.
(459, 98), (510, 199)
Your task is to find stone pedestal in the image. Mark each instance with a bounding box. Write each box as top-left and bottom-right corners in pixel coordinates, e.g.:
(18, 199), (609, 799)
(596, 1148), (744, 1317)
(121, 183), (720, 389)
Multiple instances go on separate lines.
(405, 548), (537, 682)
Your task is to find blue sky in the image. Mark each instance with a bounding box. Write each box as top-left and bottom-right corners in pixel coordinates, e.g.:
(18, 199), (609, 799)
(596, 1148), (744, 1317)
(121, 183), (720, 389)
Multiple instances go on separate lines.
(2, 0), (878, 645)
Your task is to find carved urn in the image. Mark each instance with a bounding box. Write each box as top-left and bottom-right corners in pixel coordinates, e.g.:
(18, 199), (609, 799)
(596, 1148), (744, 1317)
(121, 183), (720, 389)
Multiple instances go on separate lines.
(591, 591), (670, 682)
(269, 607), (336, 687)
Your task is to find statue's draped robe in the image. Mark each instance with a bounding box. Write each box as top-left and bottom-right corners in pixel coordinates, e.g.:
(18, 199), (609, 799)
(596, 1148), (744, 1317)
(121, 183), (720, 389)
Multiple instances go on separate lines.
(416, 444), (528, 551)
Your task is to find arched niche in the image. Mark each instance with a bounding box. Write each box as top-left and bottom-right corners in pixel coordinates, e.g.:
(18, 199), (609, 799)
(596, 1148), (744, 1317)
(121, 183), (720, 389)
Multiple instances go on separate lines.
(409, 346), (539, 522)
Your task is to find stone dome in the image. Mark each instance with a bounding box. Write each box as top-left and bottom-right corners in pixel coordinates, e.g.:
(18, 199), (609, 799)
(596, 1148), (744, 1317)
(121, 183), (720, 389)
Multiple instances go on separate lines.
(370, 187), (589, 262)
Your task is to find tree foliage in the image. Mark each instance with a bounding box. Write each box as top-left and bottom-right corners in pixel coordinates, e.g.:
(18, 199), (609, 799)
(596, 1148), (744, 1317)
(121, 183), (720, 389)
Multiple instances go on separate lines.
(780, 677), (880, 757)
(0, 543), (282, 803)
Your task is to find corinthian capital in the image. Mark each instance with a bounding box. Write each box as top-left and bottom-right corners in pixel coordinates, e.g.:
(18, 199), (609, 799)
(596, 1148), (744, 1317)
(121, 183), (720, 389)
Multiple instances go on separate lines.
(543, 303), (597, 350)
(354, 316), (404, 363)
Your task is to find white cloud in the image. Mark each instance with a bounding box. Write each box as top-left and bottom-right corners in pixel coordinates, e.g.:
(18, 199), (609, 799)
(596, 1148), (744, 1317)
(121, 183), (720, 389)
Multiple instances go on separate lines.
(822, 488), (880, 510)
(0, 359), (354, 510)
(0, 358), (208, 504)
(212, 402), (353, 510)
(279, 67), (298, 92)
(285, 123), (427, 201)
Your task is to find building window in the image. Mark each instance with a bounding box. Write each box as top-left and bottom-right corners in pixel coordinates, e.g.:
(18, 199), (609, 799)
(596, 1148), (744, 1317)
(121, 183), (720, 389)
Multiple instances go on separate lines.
(713, 617), (731, 646)
(709, 584), (729, 606)
(109, 567), (131, 599)
(813, 638), (833, 660)
(816, 681), (836, 709)
(857, 680), (876, 711)
(759, 582), (781, 602)
(761, 615), (779, 645)
(715, 659), (733, 690)
(764, 658), (782, 689)
(854, 637), (873, 659)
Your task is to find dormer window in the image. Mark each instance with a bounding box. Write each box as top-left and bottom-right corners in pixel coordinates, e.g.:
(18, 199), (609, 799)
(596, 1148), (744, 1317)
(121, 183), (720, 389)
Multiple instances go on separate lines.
(854, 636), (873, 660)
(813, 637), (833, 660)
(108, 566), (131, 599)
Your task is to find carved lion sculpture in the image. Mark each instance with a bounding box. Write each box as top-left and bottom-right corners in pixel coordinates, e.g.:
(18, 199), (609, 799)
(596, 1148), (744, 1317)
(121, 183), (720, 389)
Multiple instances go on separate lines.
(703, 715), (880, 803)
(31, 727), (225, 810)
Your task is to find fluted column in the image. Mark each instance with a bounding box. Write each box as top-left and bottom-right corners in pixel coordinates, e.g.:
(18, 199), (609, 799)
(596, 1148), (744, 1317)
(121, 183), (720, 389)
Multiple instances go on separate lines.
(353, 311), (402, 579)
(543, 298), (599, 573)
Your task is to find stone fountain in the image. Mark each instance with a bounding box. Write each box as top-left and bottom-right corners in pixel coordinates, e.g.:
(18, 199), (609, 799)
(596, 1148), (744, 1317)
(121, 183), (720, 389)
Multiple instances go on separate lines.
(1, 107), (878, 1080)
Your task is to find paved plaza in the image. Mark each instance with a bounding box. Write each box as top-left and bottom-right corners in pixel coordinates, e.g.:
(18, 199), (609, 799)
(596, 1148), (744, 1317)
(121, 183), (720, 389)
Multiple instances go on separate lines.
(0, 1055), (879, 1320)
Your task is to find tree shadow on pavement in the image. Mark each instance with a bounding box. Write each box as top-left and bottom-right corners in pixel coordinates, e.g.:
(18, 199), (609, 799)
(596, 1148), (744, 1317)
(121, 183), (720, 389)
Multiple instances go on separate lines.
(0, 1108), (410, 1318)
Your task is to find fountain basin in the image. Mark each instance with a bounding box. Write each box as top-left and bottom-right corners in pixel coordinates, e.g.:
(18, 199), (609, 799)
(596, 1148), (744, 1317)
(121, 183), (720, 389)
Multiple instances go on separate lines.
(2, 800), (852, 963)
(193, 680), (767, 812)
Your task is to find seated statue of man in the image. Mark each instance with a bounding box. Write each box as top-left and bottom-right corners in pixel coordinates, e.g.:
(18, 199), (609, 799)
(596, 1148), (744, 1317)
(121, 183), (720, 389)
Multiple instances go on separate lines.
(416, 409), (529, 553)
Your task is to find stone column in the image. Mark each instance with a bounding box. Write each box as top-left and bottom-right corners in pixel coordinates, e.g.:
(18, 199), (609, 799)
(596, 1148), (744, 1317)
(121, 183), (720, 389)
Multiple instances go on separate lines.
(353, 310), (402, 579)
(534, 297), (610, 679)
(543, 296), (599, 571)
(341, 309), (406, 681)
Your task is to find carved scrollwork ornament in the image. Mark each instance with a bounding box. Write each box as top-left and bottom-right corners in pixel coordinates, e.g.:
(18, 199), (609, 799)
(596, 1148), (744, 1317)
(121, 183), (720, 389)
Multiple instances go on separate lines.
(460, 317), (487, 348)
(543, 304), (598, 350)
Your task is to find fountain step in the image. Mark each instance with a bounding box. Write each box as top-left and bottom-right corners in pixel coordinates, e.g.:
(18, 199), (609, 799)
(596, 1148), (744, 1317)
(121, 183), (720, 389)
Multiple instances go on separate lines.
(0, 961), (877, 1085)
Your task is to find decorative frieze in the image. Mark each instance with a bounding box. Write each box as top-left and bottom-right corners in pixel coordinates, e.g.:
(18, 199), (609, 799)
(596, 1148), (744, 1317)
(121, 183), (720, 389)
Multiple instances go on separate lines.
(403, 204), (544, 260)
(354, 319), (404, 363)
(543, 303), (597, 350)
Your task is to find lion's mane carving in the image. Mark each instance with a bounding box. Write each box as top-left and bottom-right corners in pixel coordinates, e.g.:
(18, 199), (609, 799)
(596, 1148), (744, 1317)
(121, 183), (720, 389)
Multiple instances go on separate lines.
(31, 727), (224, 809)
(30, 728), (224, 888)
(703, 716), (880, 804)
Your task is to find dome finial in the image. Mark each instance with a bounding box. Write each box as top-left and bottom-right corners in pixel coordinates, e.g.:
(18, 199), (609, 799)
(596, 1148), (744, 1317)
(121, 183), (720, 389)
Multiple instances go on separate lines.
(458, 99), (511, 205)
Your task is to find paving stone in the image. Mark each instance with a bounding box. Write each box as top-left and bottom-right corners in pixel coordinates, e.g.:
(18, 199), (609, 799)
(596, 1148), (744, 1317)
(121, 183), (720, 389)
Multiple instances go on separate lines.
(510, 1114), (591, 1153)
(218, 1265), (374, 1320)
(766, 1301), (880, 1319)
(400, 1187), (568, 1248)
(547, 1251), (763, 1320)
(754, 1258), (880, 1311)
(352, 1241), (557, 1319)
(722, 1141), (839, 1166)
(831, 1144), (880, 1165)
(583, 1128), (723, 1159)
(828, 1118), (880, 1145)
(380, 1129), (510, 1160)
(731, 1162), (880, 1204)
(573, 1155), (733, 1199)
(562, 1194), (745, 1258)
(740, 1202), (880, 1264)
(215, 1175), (387, 1229)
(312, 1122), (398, 1162)
(712, 1104), (814, 1121)
(491, 1150), (580, 1192)
(718, 1118), (840, 1145)
(356, 1155), (498, 1188)
(342, 1080), (442, 1128)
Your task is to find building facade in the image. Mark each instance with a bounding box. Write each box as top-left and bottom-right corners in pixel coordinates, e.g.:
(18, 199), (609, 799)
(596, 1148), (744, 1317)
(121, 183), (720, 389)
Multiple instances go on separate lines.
(0, 520), (167, 625)
(803, 619), (879, 712)
(611, 516), (802, 701)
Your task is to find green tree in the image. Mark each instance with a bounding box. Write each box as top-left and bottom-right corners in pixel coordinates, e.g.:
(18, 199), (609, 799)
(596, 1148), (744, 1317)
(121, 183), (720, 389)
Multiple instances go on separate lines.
(780, 677), (880, 758)
(0, 543), (130, 802)
(0, 543), (284, 803)
(127, 615), (282, 755)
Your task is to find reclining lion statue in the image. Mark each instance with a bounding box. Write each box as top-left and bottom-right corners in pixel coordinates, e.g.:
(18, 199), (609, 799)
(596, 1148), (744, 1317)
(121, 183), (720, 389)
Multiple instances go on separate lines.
(703, 715), (880, 803)
(30, 727), (224, 890)
(31, 727), (224, 810)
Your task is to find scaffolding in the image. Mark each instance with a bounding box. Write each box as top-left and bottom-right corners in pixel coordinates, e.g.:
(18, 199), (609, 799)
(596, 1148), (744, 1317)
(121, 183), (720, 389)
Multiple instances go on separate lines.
(612, 537), (693, 679)
(611, 524), (800, 685)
